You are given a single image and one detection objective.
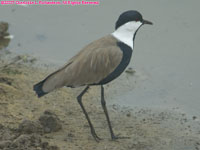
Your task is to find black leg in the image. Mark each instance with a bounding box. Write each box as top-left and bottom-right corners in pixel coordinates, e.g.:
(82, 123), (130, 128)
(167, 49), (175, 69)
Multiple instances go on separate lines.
(77, 86), (101, 142)
(101, 85), (131, 140)
(101, 85), (117, 140)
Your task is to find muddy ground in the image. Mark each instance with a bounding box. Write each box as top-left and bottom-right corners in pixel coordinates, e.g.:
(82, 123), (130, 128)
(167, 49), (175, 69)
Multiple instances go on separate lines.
(0, 54), (200, 150)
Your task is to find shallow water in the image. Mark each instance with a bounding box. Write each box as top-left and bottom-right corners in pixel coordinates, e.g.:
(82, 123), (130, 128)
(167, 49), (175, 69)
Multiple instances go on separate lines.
(0, 0), (200, 118)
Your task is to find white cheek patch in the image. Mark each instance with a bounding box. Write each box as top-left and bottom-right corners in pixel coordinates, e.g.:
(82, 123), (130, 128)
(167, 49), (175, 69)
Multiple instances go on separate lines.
(112, 21), (142, 49)
(126, 21), (142, 31)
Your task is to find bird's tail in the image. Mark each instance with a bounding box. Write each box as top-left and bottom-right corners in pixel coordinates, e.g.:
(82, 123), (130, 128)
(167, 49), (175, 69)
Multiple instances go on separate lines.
(33, 79), (48, 98)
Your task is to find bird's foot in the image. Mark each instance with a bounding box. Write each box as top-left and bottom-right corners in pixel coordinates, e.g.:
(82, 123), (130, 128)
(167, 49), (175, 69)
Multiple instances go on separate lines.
(91, 129), (101, 142)
(111, 134), (130, 141)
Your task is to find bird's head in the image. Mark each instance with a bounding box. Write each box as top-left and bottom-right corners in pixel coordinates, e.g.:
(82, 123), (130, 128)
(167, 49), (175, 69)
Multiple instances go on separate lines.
(115, 10), (153, 32)
(112, 10), (153, 49)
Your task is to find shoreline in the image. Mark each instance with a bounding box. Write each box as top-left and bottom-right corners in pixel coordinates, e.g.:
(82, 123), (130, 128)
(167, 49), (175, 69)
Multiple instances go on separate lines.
(0, 52), (199, 149)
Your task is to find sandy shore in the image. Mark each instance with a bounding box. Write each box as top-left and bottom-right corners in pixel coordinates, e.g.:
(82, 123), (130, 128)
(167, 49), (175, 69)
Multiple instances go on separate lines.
(0, 54), (199, 150)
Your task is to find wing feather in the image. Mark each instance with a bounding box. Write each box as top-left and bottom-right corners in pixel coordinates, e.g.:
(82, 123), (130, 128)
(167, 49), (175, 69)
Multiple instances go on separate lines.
(42, 35), (122, 92)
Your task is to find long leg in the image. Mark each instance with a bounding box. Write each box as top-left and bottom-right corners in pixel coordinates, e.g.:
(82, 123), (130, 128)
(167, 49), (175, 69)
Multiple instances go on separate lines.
(101, 85), (130, 140)
(77, 86), (101, 142)
(101, 85), (117, 140)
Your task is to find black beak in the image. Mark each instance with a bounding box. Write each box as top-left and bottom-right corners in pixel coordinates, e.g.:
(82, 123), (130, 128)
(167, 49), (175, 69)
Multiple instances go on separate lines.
(143, 19), (153, 25)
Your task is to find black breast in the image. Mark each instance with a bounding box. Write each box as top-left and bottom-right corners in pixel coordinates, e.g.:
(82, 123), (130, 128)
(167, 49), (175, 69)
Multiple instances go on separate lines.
(97, 42), (133, 85)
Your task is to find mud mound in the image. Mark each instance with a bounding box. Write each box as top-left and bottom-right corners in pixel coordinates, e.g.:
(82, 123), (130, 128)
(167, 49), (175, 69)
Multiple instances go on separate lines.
(0, 124), (59, 150)
(39, 110), (62, 133)
(18, 120), (43, 134)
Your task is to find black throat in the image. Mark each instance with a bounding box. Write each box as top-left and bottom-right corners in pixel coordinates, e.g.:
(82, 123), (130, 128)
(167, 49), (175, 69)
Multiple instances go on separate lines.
(133, 24), (142, 41)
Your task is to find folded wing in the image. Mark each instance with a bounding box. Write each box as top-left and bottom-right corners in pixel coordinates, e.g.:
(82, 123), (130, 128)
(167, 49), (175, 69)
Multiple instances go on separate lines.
(35, 35), (123, 95)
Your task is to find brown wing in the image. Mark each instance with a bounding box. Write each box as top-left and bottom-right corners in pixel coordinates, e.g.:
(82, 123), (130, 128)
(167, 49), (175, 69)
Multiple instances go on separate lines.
(42, 35), (122, 93)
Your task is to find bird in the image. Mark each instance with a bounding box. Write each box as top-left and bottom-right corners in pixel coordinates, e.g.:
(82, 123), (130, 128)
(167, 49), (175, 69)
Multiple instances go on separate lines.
(33, 10), (153, 142)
